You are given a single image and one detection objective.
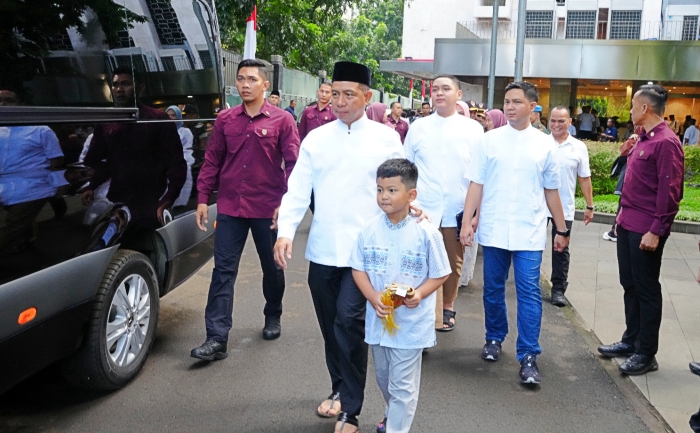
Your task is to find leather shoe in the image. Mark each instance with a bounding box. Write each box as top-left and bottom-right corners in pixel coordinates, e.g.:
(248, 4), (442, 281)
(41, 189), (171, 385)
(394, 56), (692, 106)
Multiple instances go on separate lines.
(598, 341), (634, 358)
(191, 340), (227, 361)
(690, 362), (700, 376)
(551, 290), (567, 307)
(263, 316), (281, 340)
(619, 353), (658, 375)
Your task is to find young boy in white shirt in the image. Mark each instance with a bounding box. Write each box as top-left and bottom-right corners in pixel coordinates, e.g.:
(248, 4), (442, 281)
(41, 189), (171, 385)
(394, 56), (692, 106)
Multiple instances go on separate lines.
(349, 159), (451, 433)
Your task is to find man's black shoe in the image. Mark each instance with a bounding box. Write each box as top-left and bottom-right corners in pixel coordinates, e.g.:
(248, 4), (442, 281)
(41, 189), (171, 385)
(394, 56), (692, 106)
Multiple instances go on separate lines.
(690, 362), (700, 376)
(263, 316), (281, 340)
(619, 353), (658, 375)
(597, 341), (634, 358)
(551, 290), (567, 307)
(191, 340), (228, 361)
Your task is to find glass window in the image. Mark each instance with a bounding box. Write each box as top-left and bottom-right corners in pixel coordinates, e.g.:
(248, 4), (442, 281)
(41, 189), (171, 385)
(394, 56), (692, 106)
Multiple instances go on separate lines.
(610, 10), (642, 39)
(682, 16), (699, 41)
(1, 0), (224, 282)
(525, 11), (554, 39)
(566, 11), (597, 39)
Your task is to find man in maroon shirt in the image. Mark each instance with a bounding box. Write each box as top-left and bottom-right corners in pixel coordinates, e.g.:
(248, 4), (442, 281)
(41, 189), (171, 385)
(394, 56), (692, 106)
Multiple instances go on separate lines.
(299, 82), (336, 213)
(82, 67), (186, 226)
(298, 81), (336, 141)
(385, 101), (409, 144)
(598, 84), (684, 375)
(191, 59), (300, 361)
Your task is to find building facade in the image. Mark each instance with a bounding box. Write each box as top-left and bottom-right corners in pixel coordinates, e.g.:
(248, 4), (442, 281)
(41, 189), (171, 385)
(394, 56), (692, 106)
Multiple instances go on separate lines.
(389, 0), (700, 122)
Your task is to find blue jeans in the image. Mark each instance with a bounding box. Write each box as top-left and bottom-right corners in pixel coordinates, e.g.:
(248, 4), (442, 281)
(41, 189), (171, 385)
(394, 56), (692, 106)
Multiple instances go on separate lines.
(482, 246), (543, 362)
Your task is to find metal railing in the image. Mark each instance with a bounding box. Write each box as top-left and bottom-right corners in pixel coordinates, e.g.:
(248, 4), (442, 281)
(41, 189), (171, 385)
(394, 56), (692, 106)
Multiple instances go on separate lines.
(456, 20), (699, 41)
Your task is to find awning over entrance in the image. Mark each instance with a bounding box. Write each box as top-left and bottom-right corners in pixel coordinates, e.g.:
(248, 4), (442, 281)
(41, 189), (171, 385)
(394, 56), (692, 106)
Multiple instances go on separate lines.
(379, 59), (436, 80)
(381, 39), (700, 82)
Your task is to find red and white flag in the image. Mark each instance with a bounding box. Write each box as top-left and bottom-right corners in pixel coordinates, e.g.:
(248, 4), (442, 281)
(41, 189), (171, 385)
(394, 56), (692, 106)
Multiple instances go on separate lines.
(243, 5), (257, 60)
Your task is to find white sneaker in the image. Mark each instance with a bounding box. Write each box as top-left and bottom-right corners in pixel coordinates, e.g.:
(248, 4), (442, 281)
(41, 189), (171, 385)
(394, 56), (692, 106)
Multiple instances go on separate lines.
(603, 231), (617, 242)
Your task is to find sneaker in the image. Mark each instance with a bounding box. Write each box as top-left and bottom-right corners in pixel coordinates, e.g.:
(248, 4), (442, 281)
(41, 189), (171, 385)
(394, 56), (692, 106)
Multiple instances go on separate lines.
(602, 231), (617, 242)
(482, 340), (502, 361)
(519, 354), (541, 384)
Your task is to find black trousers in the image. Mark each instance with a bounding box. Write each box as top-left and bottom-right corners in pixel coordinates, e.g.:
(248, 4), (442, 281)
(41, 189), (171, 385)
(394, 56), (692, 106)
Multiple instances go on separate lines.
(0, 198), (47, 253)
(617, 225), (667, 356)
(578, 130), (593, 140)
(549, 219), (574, 293)
(204, 215), (285, 342)
(307, 262), (368, 418)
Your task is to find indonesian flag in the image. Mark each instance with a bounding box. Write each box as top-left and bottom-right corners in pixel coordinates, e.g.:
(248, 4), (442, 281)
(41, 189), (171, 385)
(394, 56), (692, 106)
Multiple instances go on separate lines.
(243, 5), (257, 60)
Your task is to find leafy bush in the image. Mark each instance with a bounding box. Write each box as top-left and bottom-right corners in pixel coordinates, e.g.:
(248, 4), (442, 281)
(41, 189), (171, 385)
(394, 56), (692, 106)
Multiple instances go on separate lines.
(578, 141), (618, 196)
(684, 146), (700, 185)
(581, 141), (700, 191)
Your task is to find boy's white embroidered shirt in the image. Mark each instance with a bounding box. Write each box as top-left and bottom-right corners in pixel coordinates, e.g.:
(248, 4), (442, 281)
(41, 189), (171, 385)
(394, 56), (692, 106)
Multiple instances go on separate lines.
(348, 214), (451, 349)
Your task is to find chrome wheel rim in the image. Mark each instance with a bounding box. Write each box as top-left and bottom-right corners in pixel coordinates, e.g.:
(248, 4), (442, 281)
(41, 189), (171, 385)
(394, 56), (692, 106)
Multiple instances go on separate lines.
(105, 274), (151, 368)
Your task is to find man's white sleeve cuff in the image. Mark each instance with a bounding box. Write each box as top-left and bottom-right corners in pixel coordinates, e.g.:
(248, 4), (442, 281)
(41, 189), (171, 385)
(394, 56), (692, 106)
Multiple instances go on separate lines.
(277, 226), (296, 241)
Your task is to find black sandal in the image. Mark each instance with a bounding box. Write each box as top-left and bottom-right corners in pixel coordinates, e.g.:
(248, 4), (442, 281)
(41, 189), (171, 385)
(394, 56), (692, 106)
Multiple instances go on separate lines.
(377, 417), (387, 433)
(336, 412), (359, 432)
(436, 309), (456, 332)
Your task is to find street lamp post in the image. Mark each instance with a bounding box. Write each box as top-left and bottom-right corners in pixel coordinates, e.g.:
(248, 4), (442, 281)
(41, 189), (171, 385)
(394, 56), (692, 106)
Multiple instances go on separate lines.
(487, 0), (500, 108)
(514, 0), (527, 81)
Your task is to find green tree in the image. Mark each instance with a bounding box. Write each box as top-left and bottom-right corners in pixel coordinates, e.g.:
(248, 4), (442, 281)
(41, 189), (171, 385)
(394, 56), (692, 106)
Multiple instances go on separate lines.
(328, 0), (410, 95)
(216, 0), (411, 96)
(0, 0), (146, 82)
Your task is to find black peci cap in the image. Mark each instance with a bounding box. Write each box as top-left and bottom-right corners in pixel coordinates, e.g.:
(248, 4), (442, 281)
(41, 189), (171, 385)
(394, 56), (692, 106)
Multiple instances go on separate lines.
(332, 61), (372, 87)
(182, 104), (198, 115)
(270, 90), (280, 96)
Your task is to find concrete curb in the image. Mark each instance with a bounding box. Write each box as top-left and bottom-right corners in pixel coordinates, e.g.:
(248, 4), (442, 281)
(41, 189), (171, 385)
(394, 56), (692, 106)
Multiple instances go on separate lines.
(539, 274), (675, 433)
(574, 210), (700, 235)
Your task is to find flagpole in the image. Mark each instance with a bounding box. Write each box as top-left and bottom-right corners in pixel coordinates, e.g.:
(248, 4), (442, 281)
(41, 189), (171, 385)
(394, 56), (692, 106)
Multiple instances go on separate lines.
(243, 4), (257, 60)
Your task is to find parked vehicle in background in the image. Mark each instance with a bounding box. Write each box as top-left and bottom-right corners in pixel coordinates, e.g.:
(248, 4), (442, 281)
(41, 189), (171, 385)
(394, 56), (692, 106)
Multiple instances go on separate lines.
(0, 0), (224, 394)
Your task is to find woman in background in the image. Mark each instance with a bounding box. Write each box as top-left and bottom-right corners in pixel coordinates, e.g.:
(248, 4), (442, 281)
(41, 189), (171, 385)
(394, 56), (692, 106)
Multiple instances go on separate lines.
(484, 109), (507, 131)
(366, 102), (389, 125)
(166, 106), (194, 207)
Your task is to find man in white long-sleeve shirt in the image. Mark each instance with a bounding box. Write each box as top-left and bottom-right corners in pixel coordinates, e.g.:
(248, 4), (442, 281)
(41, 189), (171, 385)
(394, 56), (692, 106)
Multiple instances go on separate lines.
(273, 61), (404, 433)
(404, 75), (484, 332)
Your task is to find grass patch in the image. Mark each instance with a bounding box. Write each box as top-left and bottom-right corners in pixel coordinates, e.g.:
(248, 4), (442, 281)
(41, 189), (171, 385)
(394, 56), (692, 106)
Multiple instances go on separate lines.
(575, 185), (700, 222)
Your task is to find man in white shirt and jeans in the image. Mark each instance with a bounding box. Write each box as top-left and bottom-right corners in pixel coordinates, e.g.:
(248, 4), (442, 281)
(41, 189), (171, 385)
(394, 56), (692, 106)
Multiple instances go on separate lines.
(460, 81), (569, 385)
(404, 75), (484, 332)
(547, 106), (595, 307)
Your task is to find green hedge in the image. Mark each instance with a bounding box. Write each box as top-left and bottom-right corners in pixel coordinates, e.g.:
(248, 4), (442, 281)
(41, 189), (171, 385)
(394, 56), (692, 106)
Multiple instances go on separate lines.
(577, 142), (700, 222)
(579, 142), (700, 196)
(684, 145), (700, 185)
(583, 142), (619, 195)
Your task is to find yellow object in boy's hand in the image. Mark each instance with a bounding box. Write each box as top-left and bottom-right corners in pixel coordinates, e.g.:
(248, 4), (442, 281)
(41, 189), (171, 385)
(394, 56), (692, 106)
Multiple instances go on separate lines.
(380, 283), (415, 336)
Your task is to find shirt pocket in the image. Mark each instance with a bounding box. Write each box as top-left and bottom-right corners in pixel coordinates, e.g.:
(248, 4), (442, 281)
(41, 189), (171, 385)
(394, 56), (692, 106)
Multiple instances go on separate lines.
(254, 126), (279, 141)
(223, 124), (245, 154)
(400, 249), (427, 279)
(363, 245), (389, 274)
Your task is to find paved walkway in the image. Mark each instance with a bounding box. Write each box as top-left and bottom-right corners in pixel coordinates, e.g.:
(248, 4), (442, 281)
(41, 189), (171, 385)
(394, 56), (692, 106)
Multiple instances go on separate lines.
(542, 219), (700, 433)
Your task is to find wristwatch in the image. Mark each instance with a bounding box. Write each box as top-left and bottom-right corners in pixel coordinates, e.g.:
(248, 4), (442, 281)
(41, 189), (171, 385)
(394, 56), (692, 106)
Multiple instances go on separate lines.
(555, 228), (571, 238)
(586, 205), (595, 210)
